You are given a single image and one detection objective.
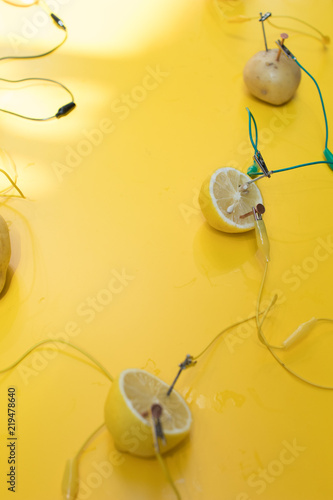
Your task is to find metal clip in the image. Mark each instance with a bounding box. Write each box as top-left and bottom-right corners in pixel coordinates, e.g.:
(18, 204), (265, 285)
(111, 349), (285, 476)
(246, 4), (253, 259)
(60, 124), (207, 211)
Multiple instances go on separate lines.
(240, 204), (270, 262)
(179, 354), (195, 371)
(253, 151), (271, 177)
(166, 355), (196, 396)
(259, 12), (272, 22)
(253, 203), (265, 220)
(151, 404), (166, 452)
(275, 40), (296, 60)
(259, 12), (272, 51)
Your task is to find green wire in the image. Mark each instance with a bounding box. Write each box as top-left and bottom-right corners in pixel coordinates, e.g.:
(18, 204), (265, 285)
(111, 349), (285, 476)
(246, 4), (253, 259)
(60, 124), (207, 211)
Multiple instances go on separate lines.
(246, 59), (329, 154)
(294, 59), (329, 150)
(246, 107), (258, 152)
(272, 160), (333, 174)
(246, 108), (333, 175)
(246, 56), (331, 175)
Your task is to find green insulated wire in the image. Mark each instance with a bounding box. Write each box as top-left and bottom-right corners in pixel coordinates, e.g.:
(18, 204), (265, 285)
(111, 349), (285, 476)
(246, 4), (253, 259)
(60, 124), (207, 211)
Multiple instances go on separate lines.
(245, 105), (333, 175)
(272, 160), (333, 174)
(246, 107), (258, 152)
(294, 59), (329, 150)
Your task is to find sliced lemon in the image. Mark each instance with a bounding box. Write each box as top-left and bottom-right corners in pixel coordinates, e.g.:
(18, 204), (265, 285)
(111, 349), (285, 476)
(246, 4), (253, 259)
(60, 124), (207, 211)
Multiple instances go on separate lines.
(199, 167), (263, 233)
(104, 369), (192, 458)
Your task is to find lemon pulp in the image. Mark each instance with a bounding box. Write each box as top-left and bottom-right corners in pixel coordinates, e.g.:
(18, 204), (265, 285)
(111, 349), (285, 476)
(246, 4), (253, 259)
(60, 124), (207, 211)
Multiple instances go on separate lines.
(199, 167), (263, 233)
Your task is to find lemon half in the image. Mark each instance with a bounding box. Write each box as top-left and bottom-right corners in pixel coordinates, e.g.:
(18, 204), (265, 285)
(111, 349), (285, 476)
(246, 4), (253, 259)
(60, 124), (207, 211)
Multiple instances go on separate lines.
(199, 167), (263, 233)
(104, 369), (192, 457)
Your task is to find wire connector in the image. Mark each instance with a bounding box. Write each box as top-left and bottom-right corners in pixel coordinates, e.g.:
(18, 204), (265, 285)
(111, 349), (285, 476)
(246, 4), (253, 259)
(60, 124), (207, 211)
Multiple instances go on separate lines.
(324, 148), (333, 171)
(259, 12), (272, 52)
(51, 13), (67, 31)
(151, 404), (166, 453)
(56, 102), (76, 118)
(179, 354), (195, 371)
(253, 151), (271, 177)
(247, 163), (261, 177)
(166, 355), (196, 396)
(259, 12), (272, 22)
(275, 40), (296, 60)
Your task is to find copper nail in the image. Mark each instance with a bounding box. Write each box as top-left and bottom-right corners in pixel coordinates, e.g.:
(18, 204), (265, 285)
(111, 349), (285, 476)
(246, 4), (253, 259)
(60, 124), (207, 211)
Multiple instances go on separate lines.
(277, 33), (288, 61)
(240, 204), (265, 219)
(240, 209), (255, 220)
(151, 404), (163, 420)
(256, 203), (266, 215)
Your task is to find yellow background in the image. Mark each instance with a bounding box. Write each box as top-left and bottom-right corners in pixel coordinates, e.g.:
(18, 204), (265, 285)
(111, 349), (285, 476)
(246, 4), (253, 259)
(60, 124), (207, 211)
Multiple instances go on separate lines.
(0, 0), (333, 499)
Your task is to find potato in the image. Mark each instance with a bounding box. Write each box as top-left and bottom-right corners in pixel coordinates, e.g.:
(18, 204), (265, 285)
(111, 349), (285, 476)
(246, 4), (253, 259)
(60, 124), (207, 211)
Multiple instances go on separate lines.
(0, 214), (11, 293)
(243, 48), (301, 105)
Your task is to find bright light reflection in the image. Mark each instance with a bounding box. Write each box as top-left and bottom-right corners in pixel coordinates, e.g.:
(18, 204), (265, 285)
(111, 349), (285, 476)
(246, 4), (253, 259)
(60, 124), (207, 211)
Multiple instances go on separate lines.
(67, 0), (201, 56)
(1, 0), (36, 5)
(1, 82), (116, 142)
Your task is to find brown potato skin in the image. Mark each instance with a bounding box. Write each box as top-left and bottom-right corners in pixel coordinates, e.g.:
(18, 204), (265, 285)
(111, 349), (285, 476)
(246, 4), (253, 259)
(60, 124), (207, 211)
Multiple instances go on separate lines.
(243, 49), (301, 105)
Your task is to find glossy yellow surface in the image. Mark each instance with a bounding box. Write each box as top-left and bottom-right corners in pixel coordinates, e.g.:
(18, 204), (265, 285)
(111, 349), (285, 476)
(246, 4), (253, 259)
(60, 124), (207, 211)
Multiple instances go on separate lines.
(0, 1), (333, 499)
